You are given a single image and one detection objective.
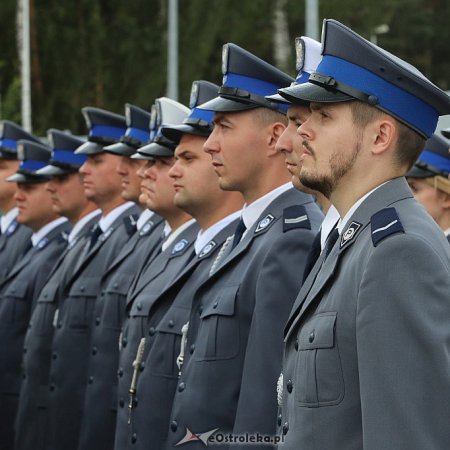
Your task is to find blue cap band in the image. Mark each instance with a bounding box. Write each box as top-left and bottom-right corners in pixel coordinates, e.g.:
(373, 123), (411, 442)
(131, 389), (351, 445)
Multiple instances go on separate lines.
(0, 138), (18, 150)
(19, 160), (48, 172)
(90, 125), (126, 140)
(418, 149), (450, 173)
(52, 149), (87, 166)
(223, 72), (282, 97)
(295, 72), (310, 84)
(189, 107), (214, 124)
(126, 127), (150, 144)
(317, 55), (438, 138)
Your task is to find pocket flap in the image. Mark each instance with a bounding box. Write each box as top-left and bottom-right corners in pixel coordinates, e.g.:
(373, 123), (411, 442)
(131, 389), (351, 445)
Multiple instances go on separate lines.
(68, 276), (101, 297)
(200, 284), (239, 318)
(4, 280), (29, 298)
(37, 281), (59, 303)
(298, 312), (337, 350)
(156, 306), (191, 334)
(105, 272), (135, 295)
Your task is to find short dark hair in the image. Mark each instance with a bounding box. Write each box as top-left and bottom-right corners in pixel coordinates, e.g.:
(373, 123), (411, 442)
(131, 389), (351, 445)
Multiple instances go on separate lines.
(252, 107), (288, 127)
(349, 101), (425, 171)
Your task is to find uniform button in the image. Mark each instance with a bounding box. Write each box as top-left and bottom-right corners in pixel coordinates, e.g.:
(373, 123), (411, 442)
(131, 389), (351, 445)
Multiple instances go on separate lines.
(178, 382), (185, 392)
(122, 337), (128, 348)
(213, 302), (218, 309)
(131, 433), (137, 444)
(43, 293), (48, 298)
(308, 332), (315, 343)
(52, 352), (57, 360)
(88, 376), (94, 384)
(282, 422), (289, 435)
(95, 317), (101, 326)
(277, 414), (282, 426)
(189, 344), (195, 354)
(294, 339), (299, 351)
(136, 302), (142, 311)
(286, 380), (293, 393)
(23, 347), (27, 354)
(148, 327), (155, 336)
(80, 286), (85, 292)
(139, 362), (145, 371)
(50, 384), (55, 392)
(168, 320), (174, 328)
(101, 291), (105, 297)
(118, 368), (124, 377)
(171, 421), (178, 432)
(57, 321), (62, 328)
(22, 373), (26, 379)
(92, 347), (97, 355)
(119, 399), (125, 408)
(198, 306), (203, 315)
(11, 288), (16, 293)
(113, 283), (119, 289)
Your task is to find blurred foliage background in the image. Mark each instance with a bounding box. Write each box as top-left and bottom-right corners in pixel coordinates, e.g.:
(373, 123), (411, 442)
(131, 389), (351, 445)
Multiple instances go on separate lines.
(1, 0), (449, 135)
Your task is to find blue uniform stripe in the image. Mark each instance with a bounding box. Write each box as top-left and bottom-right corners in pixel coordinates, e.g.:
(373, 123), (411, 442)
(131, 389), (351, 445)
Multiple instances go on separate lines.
(223, 73), (284, 97)
(90, 125), (126, 140)
(189, 107), (214, 123)
(19, 160), (48, 171)
(418, 149), (450, 173)
(52, 149), (87, 166)
(0, 138), (18, 150)
(125, 127), (150, 144)
(318, 55), (438, 138)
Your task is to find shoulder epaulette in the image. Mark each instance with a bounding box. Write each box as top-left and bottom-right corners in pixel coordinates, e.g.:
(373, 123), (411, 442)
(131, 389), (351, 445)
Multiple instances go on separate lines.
(283, 205), (311, 232)
(370, 207), (404, 247)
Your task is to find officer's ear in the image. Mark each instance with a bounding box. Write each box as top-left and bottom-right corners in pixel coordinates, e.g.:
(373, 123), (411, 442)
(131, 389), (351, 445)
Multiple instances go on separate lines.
(267, 122), (287, 156)
(369, 114), (397, 157)
(438, 190), (450, 210)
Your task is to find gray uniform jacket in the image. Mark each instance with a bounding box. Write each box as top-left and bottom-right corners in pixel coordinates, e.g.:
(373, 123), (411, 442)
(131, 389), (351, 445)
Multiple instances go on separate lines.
(166, 188), (323, 450)
(0, 219), (71, 450)
(280, 178), (450, 450)
(77, 214), (165, 450)
(46, 204), (141, 450)
(15, 213), (99, 450)
(123, 219), (239, 450)
(0, 219), (32, 283)
(114, 221), (200, 450)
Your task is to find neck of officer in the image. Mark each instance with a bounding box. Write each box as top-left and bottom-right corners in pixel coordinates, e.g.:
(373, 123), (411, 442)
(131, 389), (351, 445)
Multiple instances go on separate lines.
(243, 161), (291, 205)
(67, 201), (98, 225)
(194, 191), (244, 230)
(0, 195), (16, 215)
(165, 209), (194, 232)
(97, 196), (126, 217)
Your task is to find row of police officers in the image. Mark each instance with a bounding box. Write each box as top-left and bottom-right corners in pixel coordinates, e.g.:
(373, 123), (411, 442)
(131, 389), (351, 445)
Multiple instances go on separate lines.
(0, 18), (450, 450)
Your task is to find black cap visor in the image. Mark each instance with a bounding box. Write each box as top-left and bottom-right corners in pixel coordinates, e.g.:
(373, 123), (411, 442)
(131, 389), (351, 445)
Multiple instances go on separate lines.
(36, 164), (77, 176)
(278, 81), (354, 105)
(103, 142), (136, 157)
(198, 95), (260, 113)
(161, 124), (210, 144)
(75, 141), (104, 155)
(6, 172), (49, 183)
(136, 142), (174, 158)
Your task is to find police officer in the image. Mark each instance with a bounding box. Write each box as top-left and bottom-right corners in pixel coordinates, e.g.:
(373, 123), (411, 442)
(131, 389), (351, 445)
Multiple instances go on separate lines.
(279, 19), (450, 450)
(0, 140), (71, 449)
(406, 134), (450, 241)
(117, 80), (244, 450)
(77, 103), (165, 450)
(268, 36), (340, 281)
(0, 121), (37, 281)
(46, 107), (141, 450)
(14, 129), (101, 450)
(114, 98), (204, 450)
(166, 44), (323, 449)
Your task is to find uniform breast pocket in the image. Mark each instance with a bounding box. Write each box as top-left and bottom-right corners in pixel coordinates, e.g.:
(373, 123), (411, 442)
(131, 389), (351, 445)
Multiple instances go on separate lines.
(33, 282), (60, 335)
(195, 284), (240, 362)
(65, 277), (101, 330)
(102, 272), (135, 330)
(294, 312), (344, 407)
(3, 281), (29, 325)
(151, 306), (191, 377)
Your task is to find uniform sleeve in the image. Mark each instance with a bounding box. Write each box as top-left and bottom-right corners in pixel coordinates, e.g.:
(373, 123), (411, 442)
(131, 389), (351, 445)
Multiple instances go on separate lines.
(356, 234), (450, 450)
(232, 227), (316, 446)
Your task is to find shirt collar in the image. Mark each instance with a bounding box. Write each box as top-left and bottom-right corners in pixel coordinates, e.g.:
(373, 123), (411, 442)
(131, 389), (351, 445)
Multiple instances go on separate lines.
(31, 217), (68, 247)
(98, 201), (136, 233)
(162, 218), (196, 252)
(0, 207), (18, 234)
(337, 181), (389, 235)
(320, 205), (340, 250)
(194, 210), (242, 255)
(67, 209), (101, 244)
(241, 182), (292, 232)
(136, 209), (155, 231)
